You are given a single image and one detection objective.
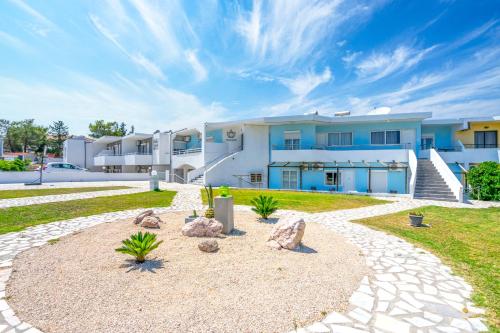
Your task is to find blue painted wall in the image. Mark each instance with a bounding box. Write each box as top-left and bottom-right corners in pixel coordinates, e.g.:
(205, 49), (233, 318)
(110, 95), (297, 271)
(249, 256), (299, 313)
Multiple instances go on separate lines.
(447, 163), (464, 182)
(270, 120), (422, 154)
(206, 129), (223, 143)
(186, 134), (202, 149)
(421, 125), (455, 149)
(269, 124), (316, 149)
(268, 167), (408, 193)
(388, 169), (406, 193)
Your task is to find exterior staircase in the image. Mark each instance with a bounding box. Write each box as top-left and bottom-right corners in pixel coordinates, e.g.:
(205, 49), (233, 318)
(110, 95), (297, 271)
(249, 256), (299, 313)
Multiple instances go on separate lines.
(414, 160), (458, 202)
(190, 174), (205, 186)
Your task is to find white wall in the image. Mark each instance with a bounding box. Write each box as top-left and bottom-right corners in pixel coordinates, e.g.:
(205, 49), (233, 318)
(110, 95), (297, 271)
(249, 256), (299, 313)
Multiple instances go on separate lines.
(0, 171), (151, 184)
(205, 125), (269, 186)
(438, 148), (499, 166)
(430, 149), (463, 202)
(408, 149), (417, 198)
(0, 137), (4, 157)
(152, 132), (170, 166)
(271, 148), (409, 163)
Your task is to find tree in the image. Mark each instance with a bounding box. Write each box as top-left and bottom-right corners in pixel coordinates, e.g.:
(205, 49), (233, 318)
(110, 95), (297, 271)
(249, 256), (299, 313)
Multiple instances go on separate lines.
(48, 121), (69, 157)
(3, 120), (47, 152)
(467, 161), (500, 201)
(88, 120), (130, 138)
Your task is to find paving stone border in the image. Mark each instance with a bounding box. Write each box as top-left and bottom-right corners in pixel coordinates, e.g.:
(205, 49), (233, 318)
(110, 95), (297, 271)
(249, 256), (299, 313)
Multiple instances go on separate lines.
(0, 185), (494, 332)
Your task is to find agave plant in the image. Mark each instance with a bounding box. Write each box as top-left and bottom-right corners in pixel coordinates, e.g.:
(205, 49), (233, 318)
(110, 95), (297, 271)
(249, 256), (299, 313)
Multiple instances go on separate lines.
(251, 195), (279, 219)
(204, 184), (215, 218)
(115, 231), (163, 263)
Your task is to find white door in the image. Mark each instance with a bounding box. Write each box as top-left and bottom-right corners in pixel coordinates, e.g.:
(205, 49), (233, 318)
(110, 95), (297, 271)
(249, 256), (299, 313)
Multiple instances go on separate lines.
(282, 170), (298, 189)
(371, 170), (387, 193)
(342, 170), (355, 192)
(401, 129), (416, 149)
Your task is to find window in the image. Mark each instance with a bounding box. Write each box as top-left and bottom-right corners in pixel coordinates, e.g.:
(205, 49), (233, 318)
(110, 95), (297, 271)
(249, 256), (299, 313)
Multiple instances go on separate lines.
(474, 131), (497, 148)
(371, 131), (385, 144)
(282, 170), (298, 189)
(250, 173), (263, 183)
(327, 132), (352, 146)
(325, 171), (341, 186)
(371, 130), (401, 145)
(284, 131), (300, 150)
(386, 130), (400, 144)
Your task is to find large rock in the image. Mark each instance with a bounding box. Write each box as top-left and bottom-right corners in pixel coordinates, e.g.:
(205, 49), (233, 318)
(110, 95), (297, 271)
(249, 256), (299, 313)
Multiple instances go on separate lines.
(182, 217), (223, 237)
(134, 210), (154, 225)
(198, 240), (219, 252)
(267, 217), (306, 250)
(141, 215), (161, 228)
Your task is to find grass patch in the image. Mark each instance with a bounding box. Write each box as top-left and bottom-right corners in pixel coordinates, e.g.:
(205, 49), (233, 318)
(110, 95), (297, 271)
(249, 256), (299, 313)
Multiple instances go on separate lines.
(201, 188), (388, 213)
(47, 238), (60, 245)
(0, 186), (131, 199)
(354, 206), (500, 331)
(0, 190), (176, 235)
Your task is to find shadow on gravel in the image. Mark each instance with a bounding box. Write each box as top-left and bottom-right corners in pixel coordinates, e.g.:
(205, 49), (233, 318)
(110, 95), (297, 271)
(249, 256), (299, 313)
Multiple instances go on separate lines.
(121, 258), (165, 273)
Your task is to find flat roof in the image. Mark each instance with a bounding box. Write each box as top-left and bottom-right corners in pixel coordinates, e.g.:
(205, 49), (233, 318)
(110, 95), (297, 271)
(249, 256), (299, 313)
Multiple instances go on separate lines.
(92, 136), (123, 144)
(206, 112), (433, 129)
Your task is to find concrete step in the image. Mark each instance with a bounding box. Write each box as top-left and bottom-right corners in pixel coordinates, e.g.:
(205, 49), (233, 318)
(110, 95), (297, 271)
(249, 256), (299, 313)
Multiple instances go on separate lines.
(414, 195), (458, 202)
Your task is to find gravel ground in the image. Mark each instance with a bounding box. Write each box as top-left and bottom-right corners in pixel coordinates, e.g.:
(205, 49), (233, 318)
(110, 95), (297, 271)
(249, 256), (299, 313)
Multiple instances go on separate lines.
(7, 211), (369, 333)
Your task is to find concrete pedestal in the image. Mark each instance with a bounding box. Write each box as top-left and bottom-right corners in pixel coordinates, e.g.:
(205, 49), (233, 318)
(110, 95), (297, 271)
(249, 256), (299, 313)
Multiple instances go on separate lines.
(150, 174), (159, 191)
(214, 196), (234, 234)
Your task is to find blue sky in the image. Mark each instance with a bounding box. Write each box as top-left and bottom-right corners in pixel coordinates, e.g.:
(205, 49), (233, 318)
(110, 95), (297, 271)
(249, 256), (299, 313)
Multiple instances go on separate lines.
(0, 0), (499, 135)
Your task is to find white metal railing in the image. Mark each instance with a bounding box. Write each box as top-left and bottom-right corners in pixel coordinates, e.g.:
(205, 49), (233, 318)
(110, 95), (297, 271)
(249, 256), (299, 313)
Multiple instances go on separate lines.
(408, 149), (417, 197)
(430, 149), (463, 202)
(187, 147), (242, 183)
(173, 147), (202, 155)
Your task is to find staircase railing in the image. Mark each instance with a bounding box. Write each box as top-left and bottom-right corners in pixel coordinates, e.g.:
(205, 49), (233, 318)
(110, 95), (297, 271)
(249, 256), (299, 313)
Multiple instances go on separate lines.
(429, 149), (463, 202)
(232, 175), (264, 188)
(187, 147), (242, 183)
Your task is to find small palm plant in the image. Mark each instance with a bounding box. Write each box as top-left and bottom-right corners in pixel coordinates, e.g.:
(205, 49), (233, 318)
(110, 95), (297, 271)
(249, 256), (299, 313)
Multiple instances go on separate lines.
(204, 184), (215, 218)
(115, 231), (163, 263)
(251, 195), (279, 219)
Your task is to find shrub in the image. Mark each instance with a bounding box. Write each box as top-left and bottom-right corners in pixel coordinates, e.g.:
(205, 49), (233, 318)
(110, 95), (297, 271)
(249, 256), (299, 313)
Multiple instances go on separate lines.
(0, 158), (30, 171)
(408, 211), (424, 217)
(204, 184), (215, 218)
(115, 231), (163, 263)
(251, 195), (279, 219)
(467, 161), (500, 201)
(219, 185), (231, 197)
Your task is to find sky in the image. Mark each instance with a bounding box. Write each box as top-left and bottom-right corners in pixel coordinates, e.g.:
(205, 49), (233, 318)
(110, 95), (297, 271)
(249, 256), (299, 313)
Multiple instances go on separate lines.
(0, 0), (499, 135)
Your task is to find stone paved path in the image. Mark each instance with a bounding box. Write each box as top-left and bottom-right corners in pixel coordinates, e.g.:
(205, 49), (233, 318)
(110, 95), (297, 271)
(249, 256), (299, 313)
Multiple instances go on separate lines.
(0, 185), (495, 333)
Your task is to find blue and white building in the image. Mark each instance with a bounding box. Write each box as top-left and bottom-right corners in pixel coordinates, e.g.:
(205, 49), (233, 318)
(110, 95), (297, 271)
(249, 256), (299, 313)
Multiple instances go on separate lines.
(183, 112), (499, 202)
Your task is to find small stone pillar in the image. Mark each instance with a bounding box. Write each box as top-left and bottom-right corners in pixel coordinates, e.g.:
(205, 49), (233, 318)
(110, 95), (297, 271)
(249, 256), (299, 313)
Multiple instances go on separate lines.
(150, 170), (159, 191)
(214, 196), (234, 234)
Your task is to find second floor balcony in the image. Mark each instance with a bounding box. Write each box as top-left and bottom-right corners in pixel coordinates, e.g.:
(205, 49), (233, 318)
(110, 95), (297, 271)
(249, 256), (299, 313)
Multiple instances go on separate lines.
(94, 150), (152, 166)
(271, 143), (411, 163)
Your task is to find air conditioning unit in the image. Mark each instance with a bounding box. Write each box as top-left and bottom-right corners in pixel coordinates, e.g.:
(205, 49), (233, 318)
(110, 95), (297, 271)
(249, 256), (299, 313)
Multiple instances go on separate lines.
(183, 136), (191, 142)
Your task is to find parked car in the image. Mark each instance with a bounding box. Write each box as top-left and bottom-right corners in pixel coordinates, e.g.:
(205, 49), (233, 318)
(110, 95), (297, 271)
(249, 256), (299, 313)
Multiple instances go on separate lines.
(37, 162), (87, 172)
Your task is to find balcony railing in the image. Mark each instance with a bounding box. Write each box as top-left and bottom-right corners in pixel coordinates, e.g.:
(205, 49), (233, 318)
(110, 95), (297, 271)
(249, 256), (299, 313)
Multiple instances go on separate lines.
(272, 143), (411, 151)
(463, 144), (499, 149)
(173, 147), (202, 155)
(96, 151), (152, 157)
(420, 145), (462, 152)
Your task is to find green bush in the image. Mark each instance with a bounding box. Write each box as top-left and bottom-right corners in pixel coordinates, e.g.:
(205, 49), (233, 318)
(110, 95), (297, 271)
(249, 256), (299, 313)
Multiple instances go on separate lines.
(219, 185), (231, 197)
(0, 158), (30, 171)
(251, 195), (279, 219)
(467, 161), (500, 201)
(115, 231), (163, 263)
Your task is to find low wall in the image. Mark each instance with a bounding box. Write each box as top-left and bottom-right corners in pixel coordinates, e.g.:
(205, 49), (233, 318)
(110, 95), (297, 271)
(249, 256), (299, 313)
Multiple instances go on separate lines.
(0, 172), (151, 184)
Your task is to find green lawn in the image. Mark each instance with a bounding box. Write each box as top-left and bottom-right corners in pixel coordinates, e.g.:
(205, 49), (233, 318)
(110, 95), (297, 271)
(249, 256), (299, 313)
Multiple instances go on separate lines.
(201, 188), (388, 213)
(0, 186), (131, 199)
(354, 206), (500, 332)
(0, 190), (176, 235)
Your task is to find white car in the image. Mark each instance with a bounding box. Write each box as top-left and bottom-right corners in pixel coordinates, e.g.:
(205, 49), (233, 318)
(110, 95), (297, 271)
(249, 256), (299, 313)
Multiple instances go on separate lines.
(38, 162), (88, 172)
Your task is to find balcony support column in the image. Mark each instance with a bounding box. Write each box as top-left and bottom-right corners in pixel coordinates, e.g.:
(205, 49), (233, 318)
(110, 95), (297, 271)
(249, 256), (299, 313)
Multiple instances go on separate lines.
(368, 167), (372, 193)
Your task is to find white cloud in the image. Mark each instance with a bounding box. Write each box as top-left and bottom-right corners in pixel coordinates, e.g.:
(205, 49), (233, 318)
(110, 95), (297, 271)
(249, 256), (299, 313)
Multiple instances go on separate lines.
(0, 75), (227, 134)
(0, 30), (31, 52)
(342, 51), (362, 65)
(279, 67), (332, 98)
(89, 14), (166, 80)
(235, 0), (377, 67)
(8, 0), (57, 36)
(355, 45), (436, 82)
(185, 50), (208, 82)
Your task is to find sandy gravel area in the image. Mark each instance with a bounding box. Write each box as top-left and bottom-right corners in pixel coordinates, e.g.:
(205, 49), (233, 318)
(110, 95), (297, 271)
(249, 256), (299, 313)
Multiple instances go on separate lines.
(7, 211), (368, 333)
